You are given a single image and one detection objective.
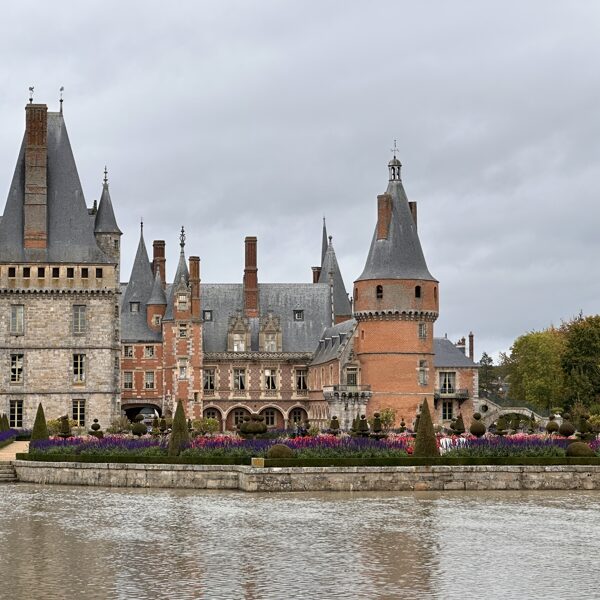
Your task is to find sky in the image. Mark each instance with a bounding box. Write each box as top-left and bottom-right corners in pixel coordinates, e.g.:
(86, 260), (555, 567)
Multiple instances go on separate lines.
(0, 1), (598, 361)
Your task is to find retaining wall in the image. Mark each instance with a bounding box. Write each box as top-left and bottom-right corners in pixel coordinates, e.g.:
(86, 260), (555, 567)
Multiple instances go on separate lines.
(13, 461), (600, 492)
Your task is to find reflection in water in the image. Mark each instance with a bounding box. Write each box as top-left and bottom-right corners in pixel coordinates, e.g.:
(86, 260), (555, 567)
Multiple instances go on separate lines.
(0, 485), (599, 599)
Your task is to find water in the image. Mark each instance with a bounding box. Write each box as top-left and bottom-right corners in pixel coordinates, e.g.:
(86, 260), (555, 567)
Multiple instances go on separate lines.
(1, 484), (599, 600)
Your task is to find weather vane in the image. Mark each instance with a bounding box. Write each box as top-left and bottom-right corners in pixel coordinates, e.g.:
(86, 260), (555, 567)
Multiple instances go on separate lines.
(59, 86), (64, 113)
(180, 226), (186, 249)
(28, 86), (34, 103)
(103, 166), (108, 185)
(391, 139), (399, 159)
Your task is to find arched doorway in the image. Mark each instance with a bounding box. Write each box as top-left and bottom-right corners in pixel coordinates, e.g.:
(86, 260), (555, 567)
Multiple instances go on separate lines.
(203, 406), (224, 432)
(259, 407), (285, 429)
(288, 407), (308, 426)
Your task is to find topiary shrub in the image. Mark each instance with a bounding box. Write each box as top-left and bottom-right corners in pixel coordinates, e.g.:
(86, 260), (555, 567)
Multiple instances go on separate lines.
(89, 419), (104, 439)
(240, 413), (268, 438)
(559, 413), (576, 438)
(30, 403), (49, 441)
(413, 400), (439, 457)
(372, 413), (382, 434)
(329, 416), (340, 435)
(358, 415), (370, 437)
(469, 412), (486, 438)
(131, 414), (147, 437)
(0, 414), (8, 432)
(546, 415), (559, 434)
(266, 443), (295, 459)
(159, 418), (167, 433)
(168, 400), (190, 457)
(451, 414), (465, 436)
(565, 441), (595, 457)
(57, 415), (72, 439)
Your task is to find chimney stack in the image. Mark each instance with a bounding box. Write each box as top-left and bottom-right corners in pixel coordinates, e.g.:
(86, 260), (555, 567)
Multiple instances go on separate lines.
(468, 331), (474, 360)
(153, 240), (166, 289)
(312, 266), (322, 283)
(189, 256), (201, 318)
(376, 194), (392, 240)
(243, 236), (258, 318)
(24, 103), (48, 249)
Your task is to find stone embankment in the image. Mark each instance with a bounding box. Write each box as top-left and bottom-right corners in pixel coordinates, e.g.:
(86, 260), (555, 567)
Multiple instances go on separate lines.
(13, 461), (600, 492)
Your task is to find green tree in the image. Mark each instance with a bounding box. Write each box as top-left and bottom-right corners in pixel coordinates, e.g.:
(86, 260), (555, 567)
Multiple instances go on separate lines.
(561, 314), (600, 407)
(413, 400), (438, 457)
(30, 403), (49, 441)
(478, 352), (495, 397)
(501, 328), (565, 411)
(379, 407), (397, 431)
(168, 400), (190, 457)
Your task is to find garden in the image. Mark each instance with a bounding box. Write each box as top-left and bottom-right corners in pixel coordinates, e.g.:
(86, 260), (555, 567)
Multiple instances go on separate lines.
(10, 400), (600, 467)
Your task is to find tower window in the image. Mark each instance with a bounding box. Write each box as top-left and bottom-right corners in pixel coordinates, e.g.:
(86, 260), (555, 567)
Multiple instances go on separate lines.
(8, 267), (16, 278)
(293, 310), (304, 321)
(415, 285), (421, 298)
(376, 285), (383, 299)
(96, 268), (103, 278)
(10, 305), (24, 334)
(203, 310), (213, 322)
(418, 323), (427, 339)
(354, 288), (358, 301)
(72, 400), (86, 426)
(81, 268), (89, 279)
(37, 267), (45, 278)
(434, 287), (437, 301)
(52, 267), (60, 278)
(67, 268), (74, 279)
(130, 302), (140, 313)
(418, 360), (428, 386)
(73, 354), (86, 383)
(23, 267), (30, 278)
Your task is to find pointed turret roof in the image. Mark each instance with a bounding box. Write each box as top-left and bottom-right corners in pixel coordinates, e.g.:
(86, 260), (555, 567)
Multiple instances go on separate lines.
(318, 235), (352, 319)
(0, 111), (111, 263)
(95, 170), (122, 234)
(357, 158), (436, 282)
(164, 227), (190, 320)
(147, 270), (167, 306)
(321, 217), (328, 266)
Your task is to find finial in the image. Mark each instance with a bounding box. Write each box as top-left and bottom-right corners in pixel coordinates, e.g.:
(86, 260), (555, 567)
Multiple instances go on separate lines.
(391, 139), (398, 159)
(103, 166), (108, 185)
(59, 86), (64, 114)
(140, 219), (144, 233)
(328, 235), (332, 244)
(180, 226), (186, 249)
(28, 86), (34, 104)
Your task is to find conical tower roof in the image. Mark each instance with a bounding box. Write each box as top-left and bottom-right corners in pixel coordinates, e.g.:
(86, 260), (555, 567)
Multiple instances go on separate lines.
(164, 227), (190, 320)
(147, 270), (167, 305)
(318, 235), (352, 319)
(95, 170), (122, 234)
(321, 217), (328, 266)
(357, 158), (436, 282)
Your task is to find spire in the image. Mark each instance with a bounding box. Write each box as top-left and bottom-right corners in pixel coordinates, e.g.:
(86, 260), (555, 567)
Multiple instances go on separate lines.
(163, 227), (190, 320)
(95, 167), (122, 234)
(356, 158), (435, 282)
(389, 139), (402, 181)
(147, 270), (167, 306)
(318, 234), (352, 321)
(321, 216), (328, 266)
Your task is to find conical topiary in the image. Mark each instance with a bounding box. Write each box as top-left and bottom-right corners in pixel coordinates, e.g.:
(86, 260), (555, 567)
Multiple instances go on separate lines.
(469, 412), (486, 438)
(0, 413), (8, 432)
(30, 403), (49, 441)
(168, 400), (190, 457)
(413, 401), (439, 457)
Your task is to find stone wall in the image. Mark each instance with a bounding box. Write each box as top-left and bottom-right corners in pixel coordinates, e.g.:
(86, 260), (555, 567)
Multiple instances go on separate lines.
(13, 462), (600, 492)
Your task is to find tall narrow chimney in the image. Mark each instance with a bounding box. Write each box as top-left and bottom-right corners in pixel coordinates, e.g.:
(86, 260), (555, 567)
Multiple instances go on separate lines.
(189, 256), (201, 318)
(153, 240), (166, 289)
(409, 201), (418, 229)
(312, 266), (322, 283)
(243, 236), (258, 318)
(376, 194), (392, 240)
(469, 331), (474, 360)
(24, 103), (48, 249)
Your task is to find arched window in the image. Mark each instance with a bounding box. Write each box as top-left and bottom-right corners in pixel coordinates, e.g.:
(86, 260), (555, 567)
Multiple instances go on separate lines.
(354, 287), (358, 301)
(415, 285), (421, 298)
(434, 287), (438, 301)
(376, 285), (383, 299)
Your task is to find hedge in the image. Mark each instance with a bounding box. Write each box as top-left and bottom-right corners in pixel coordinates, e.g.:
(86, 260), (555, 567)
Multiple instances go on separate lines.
(16, 453), (251, 465)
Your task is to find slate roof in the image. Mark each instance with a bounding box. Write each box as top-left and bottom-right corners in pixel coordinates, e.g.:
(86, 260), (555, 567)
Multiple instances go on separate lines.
(356, 166), (436, 282)
(201, 283), (331, 353)
(318, 237), (352, 319)
(0, 112), (112, 264)
(321, 217), (328, 265)
(311, 318), (357, 365)
(147, 270), (167, 305)
(163, 249), (189, 320)
(95, 180), (122, 234)
(433, 338), (478, 368)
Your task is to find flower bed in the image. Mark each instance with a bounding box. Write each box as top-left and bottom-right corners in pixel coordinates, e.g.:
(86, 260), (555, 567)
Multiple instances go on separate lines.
(0, 429), (18, 450)
(442, 434), (573, 457)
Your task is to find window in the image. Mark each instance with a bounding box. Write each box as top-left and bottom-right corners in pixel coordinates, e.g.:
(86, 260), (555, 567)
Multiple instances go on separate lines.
(415, 285), (422, 299)
(144, 371), (155, 389)
(178, 358), (188, 380)
(10, 354), (24, 384)
(293, 310), (304, 321)
(205, 408), (219, 420)
(95, 268), (103, 278)
(23, 267), (30, 278)
(123, 345), (133, 358)
(179, 324), (188, 338)
(434, 286), (438, 301)
(296, 369), (308, 391)
(67, 267), (74, 279)
(10, 305), (24, 334)
(203, 368), (215, 391)
(9, 400), (23, 428)
(442, 400), (453, 421)
(354, 288), (358, 301)
(52, 267), (60, 278)
(73, 354), (85, 383)
(81, 268), (89, 279)
(8, 267), (16, 278)
(37, 267), (45, 278)
(264, 368), (277, 390)
(290, 408), (306, 424)
(130, 302), (140, 313)
(153, 315), (161, 326)
(114, 356), (119, 371)
(203, 310), (212, 322)
(263, 409), (276, 427)
(233, 333), (245, 352)
(264, 333), (277, 352)
(376, 285), (383, 299)
(73, 305), (86, 334)
(144, 345), (155, 358)
(418, 360), (428, 386)
(440, 372), (456, 394)
(232, 409), (247, 426)
(177, 294), (188, 311)
(418, 323), (427, 340)
(72, 399), (86, 426)
(114, 239), (119, 250)
(346, 367), (358, 386)
(233, 368), (246, 391)
(123, 371), (133, 389)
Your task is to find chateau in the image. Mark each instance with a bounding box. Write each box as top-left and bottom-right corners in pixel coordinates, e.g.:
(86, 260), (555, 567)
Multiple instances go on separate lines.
(1, 100), (478, 430)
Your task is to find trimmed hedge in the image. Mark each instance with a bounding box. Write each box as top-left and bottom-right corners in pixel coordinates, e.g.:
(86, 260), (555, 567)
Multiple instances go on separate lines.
(16, 453), (251, 465)
(0, 436), (17, 450)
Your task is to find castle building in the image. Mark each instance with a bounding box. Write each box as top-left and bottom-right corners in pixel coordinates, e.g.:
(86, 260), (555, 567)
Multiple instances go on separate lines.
(0, 101), (121, 429)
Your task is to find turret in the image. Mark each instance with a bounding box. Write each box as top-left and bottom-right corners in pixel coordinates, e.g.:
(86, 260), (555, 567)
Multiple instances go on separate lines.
(94, 168), (122, 282)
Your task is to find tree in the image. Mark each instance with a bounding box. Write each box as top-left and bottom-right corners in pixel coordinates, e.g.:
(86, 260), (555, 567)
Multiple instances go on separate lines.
(478, 352), (495, 397)
(501, 328), (566, 411)
(168, 400), (190, 457)
(30, 403), (49, 441)
(379, 407), (397, 431)
(413, 400), (439, 457)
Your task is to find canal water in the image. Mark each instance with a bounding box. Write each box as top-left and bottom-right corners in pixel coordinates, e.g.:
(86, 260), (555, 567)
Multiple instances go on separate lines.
(0, 484), (598, 600)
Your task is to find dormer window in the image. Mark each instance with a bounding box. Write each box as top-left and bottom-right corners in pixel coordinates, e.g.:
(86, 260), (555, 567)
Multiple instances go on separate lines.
(264, 333), (277, 352)
(203, 310), (212, 322)
(130, 302), (140, 313)
(233, 333), (246, 352)
(178, 294), (188, 311)
(376, 285), (383, 299)
(293, 310), (304, 321)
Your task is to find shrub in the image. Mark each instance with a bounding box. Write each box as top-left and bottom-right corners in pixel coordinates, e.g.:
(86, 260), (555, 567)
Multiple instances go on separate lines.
(30, 403), (49, 441)
(105, 416), (132, 434)
(566, 441), (595, 457)
(168, 400), (189, 457)
(329, 416), (340, 433)
(131, 414), (148, 437)
(0, 414), (9, 432)
(266, 443), (295, 459)
(559, 414), (576, 437)
(469, 413), (486, 438)
(451, 415), (465, 436)
(413, 401), (439, 457)
(546, 415), (559, 434)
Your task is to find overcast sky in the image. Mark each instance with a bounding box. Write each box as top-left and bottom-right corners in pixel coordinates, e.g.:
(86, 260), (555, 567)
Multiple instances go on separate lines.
(1, 1), (598, 361)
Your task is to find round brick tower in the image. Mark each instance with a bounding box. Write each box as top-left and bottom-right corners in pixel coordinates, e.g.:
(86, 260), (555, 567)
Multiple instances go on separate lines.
(353, 155), (439, 426)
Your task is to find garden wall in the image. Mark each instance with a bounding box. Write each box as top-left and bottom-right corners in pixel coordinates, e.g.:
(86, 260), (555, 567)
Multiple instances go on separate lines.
(13, 461), (600, 492)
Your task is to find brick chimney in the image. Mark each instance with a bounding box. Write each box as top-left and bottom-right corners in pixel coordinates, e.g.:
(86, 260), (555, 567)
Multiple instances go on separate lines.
(469, 331), (474, 360)
(312, 266), (322, 283)
(243, 236), (258, 318)
(153, 240), (166, 289)
(376, 194), (392, 240)
(24, 103), (48, 249)
(189, 256), (201, 318)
